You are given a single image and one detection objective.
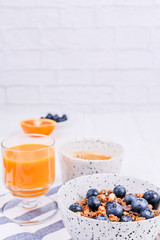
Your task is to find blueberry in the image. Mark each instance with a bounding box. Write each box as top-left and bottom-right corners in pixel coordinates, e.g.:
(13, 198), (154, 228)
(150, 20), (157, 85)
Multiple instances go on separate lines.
(120, 215), (133, 222)
(52, 114), (59, 122)
(96, 216), (110, 222)
(113, 185), (126, 198)
(57, 117), (64, 122)
(131, 198), (148, 213)
(143, 190), (160, 207)
(46, 113), (53, 119)
(69, 204), (83, 212)
(86, 189), (99, 199)
(87, 196), (100, 211)
(55, 114), (68, 122)
(42, 113), (68, 122)
(61, 114), (67, 121)
(140, 208), (155, 219)
(105, 201), (116, 208)
(105, 201), (123, 218)
(56, 119), (61, 122)
(105, 201), (114, 207)
(124, 194), (137, 205)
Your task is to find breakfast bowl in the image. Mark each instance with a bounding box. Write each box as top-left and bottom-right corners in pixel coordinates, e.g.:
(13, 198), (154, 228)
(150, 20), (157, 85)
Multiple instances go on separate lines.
(58, 174), (160, 240)
(59, 139), (124, 183)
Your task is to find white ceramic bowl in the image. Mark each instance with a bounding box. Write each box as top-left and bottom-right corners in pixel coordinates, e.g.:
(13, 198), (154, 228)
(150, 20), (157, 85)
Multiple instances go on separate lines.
(59, 139), (124, 183)
(58, 174), (160, 240)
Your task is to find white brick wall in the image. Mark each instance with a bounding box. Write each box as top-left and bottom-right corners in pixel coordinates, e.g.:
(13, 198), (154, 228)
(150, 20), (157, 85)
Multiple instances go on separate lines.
(7, 86), (40, 104)
(0, 0), (160, 113)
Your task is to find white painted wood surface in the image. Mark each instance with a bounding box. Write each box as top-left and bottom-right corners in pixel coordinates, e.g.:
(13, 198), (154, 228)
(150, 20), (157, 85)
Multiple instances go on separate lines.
(0, 111), (159, 239)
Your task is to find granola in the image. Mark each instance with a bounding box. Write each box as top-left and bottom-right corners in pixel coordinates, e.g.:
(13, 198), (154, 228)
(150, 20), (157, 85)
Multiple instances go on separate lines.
(69, 186), (160, 222)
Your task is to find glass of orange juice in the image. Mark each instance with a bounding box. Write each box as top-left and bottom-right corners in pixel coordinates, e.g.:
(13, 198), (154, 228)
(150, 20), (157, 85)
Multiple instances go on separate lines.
(1, 134), (57, 225)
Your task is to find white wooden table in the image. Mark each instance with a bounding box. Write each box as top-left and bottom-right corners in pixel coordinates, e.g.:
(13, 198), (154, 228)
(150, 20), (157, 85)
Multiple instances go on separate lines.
(0, 111), (159, 239)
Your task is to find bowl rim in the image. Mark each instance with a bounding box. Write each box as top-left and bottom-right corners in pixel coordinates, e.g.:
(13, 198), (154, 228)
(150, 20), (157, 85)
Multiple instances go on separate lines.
(58, 173), (160, 225)
(58, 138), (124, 163)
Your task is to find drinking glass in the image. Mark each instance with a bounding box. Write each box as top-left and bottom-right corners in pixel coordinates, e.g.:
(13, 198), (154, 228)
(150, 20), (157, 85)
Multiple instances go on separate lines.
(1, 134), (57, 225)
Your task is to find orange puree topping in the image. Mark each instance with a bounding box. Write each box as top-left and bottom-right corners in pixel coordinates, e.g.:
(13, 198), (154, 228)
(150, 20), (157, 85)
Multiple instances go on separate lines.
(73, 151), (111, 160)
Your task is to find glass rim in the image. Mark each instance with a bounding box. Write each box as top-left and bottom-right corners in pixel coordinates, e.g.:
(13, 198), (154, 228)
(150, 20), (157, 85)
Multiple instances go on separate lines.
(1, 134), (55, 152)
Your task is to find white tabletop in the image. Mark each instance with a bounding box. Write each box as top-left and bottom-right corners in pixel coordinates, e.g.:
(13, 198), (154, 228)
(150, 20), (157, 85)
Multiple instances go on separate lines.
(0, 111), (160, 239)
(0, 111), (159, 189)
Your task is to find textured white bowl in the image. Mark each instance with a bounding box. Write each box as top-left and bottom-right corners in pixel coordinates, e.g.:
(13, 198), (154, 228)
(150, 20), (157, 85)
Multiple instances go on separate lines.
(58, 174), (160, 240)
(59, 139), (124, 183)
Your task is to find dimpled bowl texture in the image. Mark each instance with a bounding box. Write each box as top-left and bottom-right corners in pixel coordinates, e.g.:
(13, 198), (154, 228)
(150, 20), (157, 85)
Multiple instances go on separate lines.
(59, 139), (124, 183)
(58, 174), (160, 240)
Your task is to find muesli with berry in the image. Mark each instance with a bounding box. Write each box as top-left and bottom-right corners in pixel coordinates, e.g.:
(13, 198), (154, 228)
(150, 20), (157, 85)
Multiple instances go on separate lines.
(69, 186), (160, 222)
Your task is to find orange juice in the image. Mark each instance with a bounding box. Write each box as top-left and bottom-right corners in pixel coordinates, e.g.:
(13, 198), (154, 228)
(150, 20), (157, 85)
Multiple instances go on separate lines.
(3, 144), (55, 198)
